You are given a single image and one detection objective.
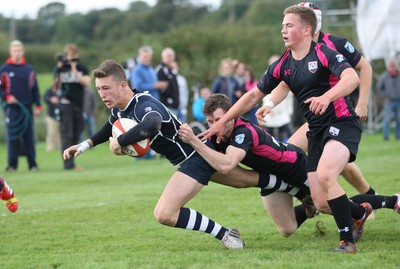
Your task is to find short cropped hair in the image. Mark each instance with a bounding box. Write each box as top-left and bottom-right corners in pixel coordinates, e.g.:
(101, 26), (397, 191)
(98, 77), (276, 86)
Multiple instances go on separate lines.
(284, 5), (317, 36)
(10, 40), (24, 50)
(203, 93), (232, 116)
(138, 46), (153, 55)
(93, 60), (127, 83)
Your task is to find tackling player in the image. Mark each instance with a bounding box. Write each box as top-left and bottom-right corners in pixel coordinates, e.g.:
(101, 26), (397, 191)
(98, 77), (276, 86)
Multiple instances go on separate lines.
(180, 94), (400, 241)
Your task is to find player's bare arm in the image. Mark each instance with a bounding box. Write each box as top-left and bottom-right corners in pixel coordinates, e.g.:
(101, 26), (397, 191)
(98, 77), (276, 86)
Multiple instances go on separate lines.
(256, 81), (290, 125)
(199, 86), (265, 142)
(354, 56), (373, 121)
(179, 123), (245, 174)
(304, 68), (360, 115)
(63, 139), (94, 159)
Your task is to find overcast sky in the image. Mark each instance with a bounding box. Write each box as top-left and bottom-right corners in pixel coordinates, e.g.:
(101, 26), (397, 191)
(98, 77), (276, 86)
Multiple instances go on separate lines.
(1, 0), (221, 19)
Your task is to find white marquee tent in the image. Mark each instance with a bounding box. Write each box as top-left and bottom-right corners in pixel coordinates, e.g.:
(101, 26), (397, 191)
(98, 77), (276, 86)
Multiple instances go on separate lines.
(356, 0), (400, 62)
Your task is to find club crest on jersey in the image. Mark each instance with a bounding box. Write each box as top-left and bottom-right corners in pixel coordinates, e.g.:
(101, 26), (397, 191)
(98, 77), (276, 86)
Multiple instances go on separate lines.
(344, 42), (355, 53)
(336, 54), (345, 62)
(329, 126), (340, 136)
(308, 61), (318, 73)
(234, 134), (245, 144)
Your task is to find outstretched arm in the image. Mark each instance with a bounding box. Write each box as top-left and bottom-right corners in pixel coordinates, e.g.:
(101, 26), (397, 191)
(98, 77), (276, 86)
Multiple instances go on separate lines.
(64, 120), (112, 159)
(63, 139), (94, 159)
(256, 81), (290, 125)
(199, 86), (265, 143)
(179, 123), (246, 174)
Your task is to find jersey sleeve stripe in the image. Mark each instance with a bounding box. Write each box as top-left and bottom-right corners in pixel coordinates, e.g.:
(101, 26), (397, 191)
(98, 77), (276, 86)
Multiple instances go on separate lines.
(273, 49), (290, 79)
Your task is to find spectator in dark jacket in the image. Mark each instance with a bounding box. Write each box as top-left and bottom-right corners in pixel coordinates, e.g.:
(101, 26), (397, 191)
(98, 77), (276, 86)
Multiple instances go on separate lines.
(0, 40), (41, 172)
(377, 58), (400, 140)
(155, 47), (180, 116)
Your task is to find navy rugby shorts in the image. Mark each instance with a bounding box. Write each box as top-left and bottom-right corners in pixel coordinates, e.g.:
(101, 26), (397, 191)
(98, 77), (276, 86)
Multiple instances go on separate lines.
(177, 140), (217, 185)
(307, 116), (361, 172)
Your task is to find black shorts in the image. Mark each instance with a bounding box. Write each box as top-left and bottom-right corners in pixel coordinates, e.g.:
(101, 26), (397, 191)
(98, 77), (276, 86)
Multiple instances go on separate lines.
(307, 116), (361, 172)
(177, 142), (217, 185)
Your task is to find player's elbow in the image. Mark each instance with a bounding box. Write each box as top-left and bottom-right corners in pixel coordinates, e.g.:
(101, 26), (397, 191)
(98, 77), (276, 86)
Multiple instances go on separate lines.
(145, 116), (162, 137)
(348, 69), (360, 90)
(218, 165), (235, 175)
(353, 76), (360, 89)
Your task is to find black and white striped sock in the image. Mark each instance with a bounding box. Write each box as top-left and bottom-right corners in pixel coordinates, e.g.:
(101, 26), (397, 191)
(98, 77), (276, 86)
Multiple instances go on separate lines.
(175, 207), (227, 240)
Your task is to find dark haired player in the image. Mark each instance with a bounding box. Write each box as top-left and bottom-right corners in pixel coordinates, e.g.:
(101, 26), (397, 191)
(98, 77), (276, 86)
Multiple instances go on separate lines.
(180, 93), (316, 237)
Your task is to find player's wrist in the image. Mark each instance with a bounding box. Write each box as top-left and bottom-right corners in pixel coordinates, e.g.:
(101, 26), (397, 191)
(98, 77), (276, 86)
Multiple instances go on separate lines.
(77, 140), (91, 153)
(264, 100), (275, 109)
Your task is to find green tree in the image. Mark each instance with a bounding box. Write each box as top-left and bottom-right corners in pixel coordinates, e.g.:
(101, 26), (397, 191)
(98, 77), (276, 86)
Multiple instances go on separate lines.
(128, 1), (151, 13)
(37, 2), (66, 27)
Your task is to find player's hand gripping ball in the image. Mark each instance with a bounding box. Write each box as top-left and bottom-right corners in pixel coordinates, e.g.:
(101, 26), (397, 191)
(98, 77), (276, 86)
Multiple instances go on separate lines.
(112, 118), (150, 158)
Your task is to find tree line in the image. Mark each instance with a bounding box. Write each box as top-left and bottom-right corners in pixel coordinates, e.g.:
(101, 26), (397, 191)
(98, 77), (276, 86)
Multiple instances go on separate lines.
(0, 0), (354, 79)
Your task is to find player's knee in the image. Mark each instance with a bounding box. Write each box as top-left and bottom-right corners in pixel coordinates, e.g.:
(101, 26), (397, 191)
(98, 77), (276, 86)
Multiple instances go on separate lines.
(313, 200), (330, 214)
(153, 207), (175, 226)
(277, 225), (297, 237)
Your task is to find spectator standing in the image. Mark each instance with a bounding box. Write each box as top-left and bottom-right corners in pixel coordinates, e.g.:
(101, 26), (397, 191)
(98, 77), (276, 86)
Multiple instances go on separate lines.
(132, 46), (169, 160)
(0, 40), (41, 172)
(192, 86), (211, 126)
(262, 93), (294, 142)
(171, 61), (189, 122)
(242, 66), (259, 124)
(131, 46), (168, 100)
(155, 47), (180, 116)
(43, 82), (61, 151)
(211, 58), (242, 105)
(121, 56), (137, 87)
(83, 87), (97, 137)
(233, 60), (246, 90)
(56, 43), (90, 170)
(377, 58), (400, 140)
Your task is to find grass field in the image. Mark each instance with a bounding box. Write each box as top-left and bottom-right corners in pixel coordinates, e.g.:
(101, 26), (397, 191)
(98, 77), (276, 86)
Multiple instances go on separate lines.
(0, 133), (399, 269)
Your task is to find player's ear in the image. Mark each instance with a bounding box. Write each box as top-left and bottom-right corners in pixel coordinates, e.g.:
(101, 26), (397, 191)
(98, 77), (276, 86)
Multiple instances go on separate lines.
(304, 25), (313, 37)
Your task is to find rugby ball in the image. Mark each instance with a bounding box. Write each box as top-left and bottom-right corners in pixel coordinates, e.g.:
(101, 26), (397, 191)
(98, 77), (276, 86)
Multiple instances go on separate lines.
(112, 118), (150, 158)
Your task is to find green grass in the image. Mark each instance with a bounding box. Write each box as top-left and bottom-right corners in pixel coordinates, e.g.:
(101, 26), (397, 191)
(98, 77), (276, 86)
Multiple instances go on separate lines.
(0, 133), (399, 269)
(37, 73), (54, 95)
